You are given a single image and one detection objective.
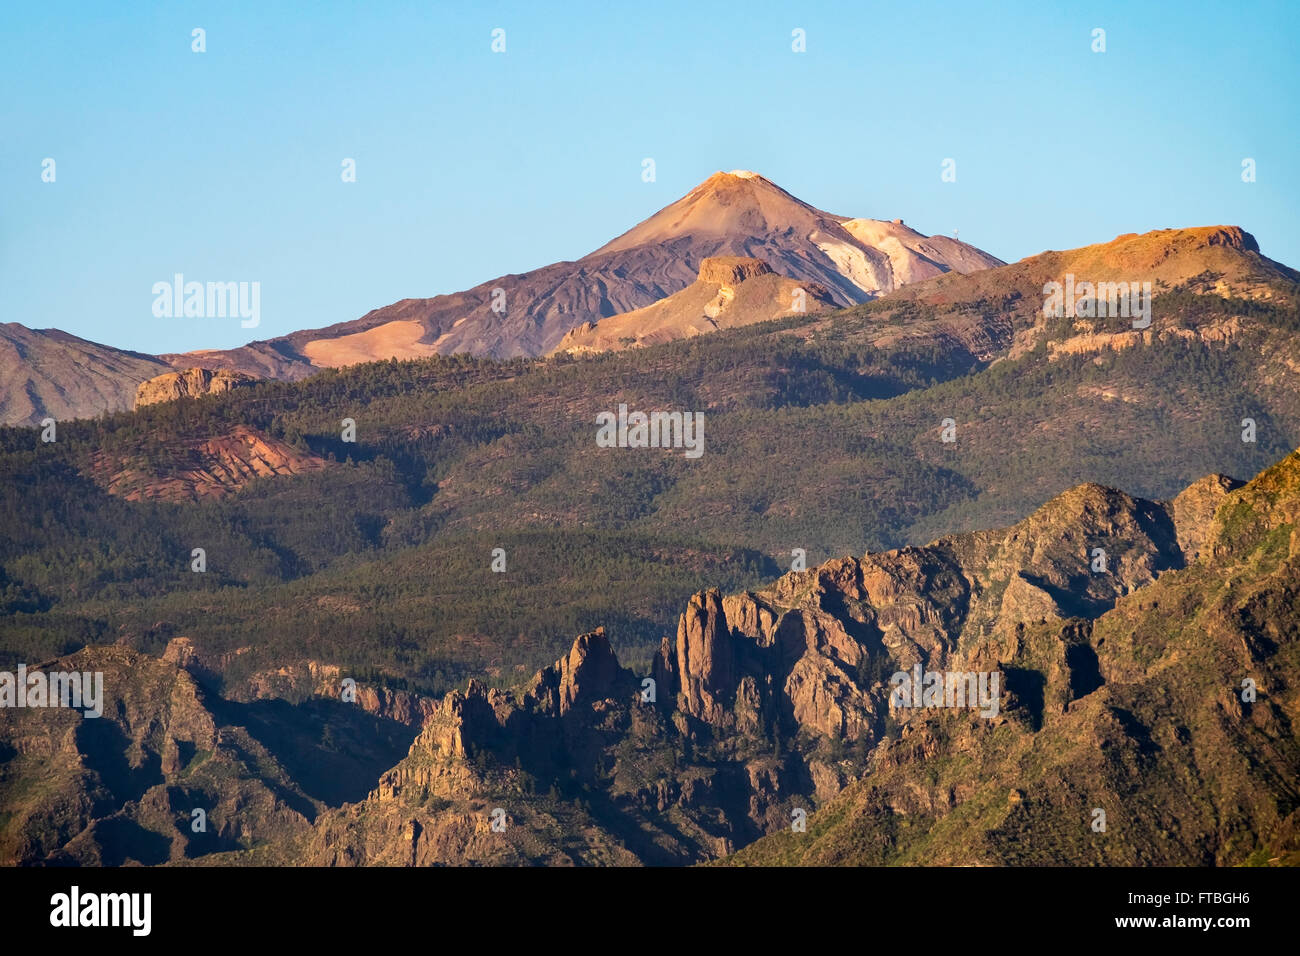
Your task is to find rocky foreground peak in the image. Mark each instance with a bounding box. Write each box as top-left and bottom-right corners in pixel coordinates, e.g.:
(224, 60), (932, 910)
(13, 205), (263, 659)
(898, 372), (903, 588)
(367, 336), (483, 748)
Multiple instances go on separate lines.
(5, 452), (1298, 866)
(307, 452), (1300, 864)
(727, 450), (1300, 865)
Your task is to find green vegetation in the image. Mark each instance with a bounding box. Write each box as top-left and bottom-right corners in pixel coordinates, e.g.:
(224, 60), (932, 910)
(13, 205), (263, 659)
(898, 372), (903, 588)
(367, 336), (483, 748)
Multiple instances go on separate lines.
(2, 282), (1298, 697)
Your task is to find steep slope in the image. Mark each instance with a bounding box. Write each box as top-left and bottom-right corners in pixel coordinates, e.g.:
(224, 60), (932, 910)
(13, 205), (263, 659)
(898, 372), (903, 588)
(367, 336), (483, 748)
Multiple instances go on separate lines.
(165, 171), (1002, 372)
(0, 643), (420, 865)
(0, 324), (172, 426)
(587, 171), (1002, 304)
(727, 452), (1300, 865)
(550, 256), (837, 354)
(158, 342), (318, 382)
(296, 452), (1294, 867)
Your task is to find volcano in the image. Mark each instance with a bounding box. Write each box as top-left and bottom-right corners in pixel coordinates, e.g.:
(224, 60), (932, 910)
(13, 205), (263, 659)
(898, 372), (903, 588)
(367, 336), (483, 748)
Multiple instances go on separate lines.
(166, 170), (1005, 374)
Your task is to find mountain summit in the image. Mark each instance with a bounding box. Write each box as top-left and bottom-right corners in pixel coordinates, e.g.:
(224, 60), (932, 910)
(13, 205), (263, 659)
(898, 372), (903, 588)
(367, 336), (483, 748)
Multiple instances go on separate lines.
(0, 172), (1004, 424)
(583, 170), (1004, 307)
(594, 171), (848, 253)
(161, 171), (1004, 374)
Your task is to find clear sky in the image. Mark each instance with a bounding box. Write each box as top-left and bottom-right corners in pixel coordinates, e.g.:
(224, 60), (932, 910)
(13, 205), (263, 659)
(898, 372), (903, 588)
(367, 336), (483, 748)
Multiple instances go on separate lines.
(3, 0), (1297, 354)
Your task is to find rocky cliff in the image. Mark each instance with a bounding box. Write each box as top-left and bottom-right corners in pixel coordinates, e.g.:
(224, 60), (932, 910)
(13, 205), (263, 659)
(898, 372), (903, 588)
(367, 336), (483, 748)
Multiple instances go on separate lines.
(729, 451), (1300, 865)
(267, 456), (1298, 864)
(133, 367), (258, 409)
(552, 256), (836, 355)
(5, 453), (1296, 866)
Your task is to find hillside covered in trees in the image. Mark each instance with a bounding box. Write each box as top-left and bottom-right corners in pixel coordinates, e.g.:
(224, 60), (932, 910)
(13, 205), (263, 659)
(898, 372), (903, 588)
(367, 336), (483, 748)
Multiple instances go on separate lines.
(2, 239), (1298, 699)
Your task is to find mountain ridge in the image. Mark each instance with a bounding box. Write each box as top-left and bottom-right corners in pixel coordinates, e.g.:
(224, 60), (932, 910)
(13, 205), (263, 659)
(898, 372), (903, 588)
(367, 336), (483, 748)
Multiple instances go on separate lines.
(4, 451), (1296, 865)
(0, 171), (1007, 427)
(0, 324), (172, 428)
(190, 170), (1003, 370)
(1, 214), (1287, 427)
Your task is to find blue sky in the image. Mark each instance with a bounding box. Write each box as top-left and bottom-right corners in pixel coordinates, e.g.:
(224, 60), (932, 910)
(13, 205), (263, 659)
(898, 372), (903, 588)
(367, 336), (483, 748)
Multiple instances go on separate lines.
(3, 0), (1297, 354)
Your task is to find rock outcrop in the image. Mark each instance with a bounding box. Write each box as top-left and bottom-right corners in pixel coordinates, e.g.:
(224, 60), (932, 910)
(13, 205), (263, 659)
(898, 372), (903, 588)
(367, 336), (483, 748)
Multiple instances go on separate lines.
(133, 367), (258, 409)
(551, 256), (836, 355)
(7, 455), (1299, 867)
(696, 256), (773, 285)
(728, 449), (1300, 866)
(0, 646), (311, 865)
(300, 461), (1286, 866)
(90, 425), (327, 502)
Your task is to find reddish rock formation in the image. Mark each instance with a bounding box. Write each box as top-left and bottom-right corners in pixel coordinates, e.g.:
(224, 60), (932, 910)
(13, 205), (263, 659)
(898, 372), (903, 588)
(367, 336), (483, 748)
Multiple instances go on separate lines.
(90, 425), (327, 502)
(133, 366), (258, 409)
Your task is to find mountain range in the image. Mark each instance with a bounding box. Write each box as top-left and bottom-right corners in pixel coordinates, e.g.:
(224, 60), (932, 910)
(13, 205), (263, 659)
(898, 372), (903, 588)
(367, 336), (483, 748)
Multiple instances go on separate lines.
(0, 171), (1002, 427)
(2, 168), (1299, 867)
(4, 448), (1296, 865)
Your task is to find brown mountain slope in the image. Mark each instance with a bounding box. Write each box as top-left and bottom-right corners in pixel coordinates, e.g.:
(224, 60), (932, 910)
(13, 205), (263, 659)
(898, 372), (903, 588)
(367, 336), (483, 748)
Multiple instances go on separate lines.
(165, 171), (1003, 373)
(587, 171), (1002, 303)
(550, 256), (838, 355)
(726, 451), (1300, 865)
(888, 225), (1286, 307)
(788, 224), (1300, 366)
(157, 221), (1290, 387)
(0, 324), (172, 426)
(157, 341), (314, 382)
(0, 644), (418, 865)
